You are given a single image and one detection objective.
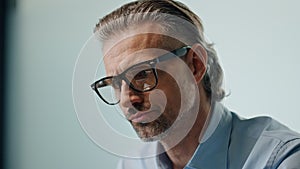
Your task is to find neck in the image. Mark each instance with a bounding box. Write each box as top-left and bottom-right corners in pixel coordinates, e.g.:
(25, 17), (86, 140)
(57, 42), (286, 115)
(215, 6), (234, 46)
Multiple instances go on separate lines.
(160, 96), (211, 169)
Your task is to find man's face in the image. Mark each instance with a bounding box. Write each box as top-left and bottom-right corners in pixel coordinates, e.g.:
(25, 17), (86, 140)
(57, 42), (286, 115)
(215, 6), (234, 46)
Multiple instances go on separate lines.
(102, 26), (195, 141)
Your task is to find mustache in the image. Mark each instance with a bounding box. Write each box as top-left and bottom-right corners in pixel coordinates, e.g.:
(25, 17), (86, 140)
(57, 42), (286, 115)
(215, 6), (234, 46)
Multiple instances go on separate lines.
(129, 102), (151, 113)
(126, 102), (159, 120)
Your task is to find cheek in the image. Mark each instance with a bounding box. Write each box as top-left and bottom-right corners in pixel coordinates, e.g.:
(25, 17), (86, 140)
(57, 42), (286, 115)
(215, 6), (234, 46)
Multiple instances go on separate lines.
(156, 72), (182, 115)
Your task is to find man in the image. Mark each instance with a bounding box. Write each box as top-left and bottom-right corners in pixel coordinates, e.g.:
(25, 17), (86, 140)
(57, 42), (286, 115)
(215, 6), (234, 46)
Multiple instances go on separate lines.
(91, 0), (300, 168)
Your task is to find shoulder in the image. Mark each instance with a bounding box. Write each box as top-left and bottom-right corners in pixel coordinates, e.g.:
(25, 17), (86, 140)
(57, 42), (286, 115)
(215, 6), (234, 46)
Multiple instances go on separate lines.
(230, 112), (300, 142)
(229, 112), (300, 168)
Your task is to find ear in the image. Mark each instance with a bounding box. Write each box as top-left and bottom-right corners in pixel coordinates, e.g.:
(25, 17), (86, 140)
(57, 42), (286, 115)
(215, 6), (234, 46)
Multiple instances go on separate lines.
(185, 43), (208, 83)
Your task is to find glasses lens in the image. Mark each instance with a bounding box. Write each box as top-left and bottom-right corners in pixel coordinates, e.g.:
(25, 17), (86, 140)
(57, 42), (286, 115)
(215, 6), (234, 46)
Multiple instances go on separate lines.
(95, 78), (120, 104)
(125, 63), (156, 92)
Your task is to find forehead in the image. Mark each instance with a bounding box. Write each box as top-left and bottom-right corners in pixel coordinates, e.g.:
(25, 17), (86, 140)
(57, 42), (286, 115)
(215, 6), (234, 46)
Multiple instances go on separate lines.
(105, 34), (158, 74)
(101, 21), (187, 74)
(103, 22), (168, 55)
(103, 32), (181, 75)
(105, 33), (165, 57)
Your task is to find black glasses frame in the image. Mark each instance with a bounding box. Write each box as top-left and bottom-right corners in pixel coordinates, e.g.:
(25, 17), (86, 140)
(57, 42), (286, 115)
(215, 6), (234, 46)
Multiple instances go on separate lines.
(91, 46), (191, 105)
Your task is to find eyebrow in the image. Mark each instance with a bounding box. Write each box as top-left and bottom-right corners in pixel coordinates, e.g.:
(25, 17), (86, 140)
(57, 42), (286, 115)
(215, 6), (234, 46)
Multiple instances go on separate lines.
(115, 51), (159, 74)
(107, 46), (190, 77)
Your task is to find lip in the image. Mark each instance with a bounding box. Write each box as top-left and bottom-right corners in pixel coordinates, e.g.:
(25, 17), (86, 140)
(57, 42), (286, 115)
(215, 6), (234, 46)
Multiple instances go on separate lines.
(128, 110), (161, 123)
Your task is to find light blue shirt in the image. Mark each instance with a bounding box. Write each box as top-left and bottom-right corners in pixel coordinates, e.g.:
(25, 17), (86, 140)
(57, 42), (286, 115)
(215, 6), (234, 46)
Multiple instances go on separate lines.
(117, 103), (300, 169)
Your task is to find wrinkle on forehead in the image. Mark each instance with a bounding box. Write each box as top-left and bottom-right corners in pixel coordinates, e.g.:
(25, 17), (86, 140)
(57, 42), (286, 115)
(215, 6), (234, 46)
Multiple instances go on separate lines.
(120, 49), (167, 70)
(103, 33), (185, 61)
(104, 33), (167, 59)
(105, 47), (169, 76)
(102, 23), (186, 76)
(102, 22), (164, 56)
(103, 33), (165, 75)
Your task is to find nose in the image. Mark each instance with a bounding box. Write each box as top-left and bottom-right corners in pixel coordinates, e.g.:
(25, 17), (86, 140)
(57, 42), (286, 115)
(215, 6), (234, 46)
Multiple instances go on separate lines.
(120, 80), (144, 108)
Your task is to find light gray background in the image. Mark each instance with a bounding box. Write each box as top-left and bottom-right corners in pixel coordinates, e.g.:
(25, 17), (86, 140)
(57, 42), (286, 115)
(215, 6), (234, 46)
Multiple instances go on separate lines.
(5, 0), (300, 169)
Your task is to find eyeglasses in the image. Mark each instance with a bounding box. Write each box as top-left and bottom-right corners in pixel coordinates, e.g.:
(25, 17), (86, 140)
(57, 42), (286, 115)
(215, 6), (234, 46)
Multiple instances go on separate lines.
(91, 46), (191, 105)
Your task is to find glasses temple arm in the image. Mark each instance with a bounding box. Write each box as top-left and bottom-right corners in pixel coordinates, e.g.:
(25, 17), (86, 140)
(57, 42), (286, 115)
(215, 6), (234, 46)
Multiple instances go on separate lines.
(156, 46), (191, 63)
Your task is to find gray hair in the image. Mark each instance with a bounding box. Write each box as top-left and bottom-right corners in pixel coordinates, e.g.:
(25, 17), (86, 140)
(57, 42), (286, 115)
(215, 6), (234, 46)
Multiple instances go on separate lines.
(94, 0), (225, 101)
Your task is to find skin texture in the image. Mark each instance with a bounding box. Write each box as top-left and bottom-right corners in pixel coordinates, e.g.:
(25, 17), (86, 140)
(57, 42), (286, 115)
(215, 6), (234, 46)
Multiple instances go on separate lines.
(104, 34), (182, 141)
(103, 23), (211, 169)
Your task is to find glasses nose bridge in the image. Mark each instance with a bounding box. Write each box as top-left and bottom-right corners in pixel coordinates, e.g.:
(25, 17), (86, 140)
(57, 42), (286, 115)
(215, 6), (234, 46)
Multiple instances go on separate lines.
(121, 70), (142, 92)
(118, 73), (132, 91)
(120, 78), (130, 92)
(119, 79), (144, 108)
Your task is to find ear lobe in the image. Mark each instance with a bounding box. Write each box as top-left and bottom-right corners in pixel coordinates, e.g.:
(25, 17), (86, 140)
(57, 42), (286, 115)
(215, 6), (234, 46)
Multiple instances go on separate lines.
(186, 43), (208, 83)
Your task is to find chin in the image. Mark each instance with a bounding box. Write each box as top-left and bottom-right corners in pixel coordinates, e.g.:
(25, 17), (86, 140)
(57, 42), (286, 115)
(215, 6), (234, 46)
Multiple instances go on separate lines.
(137, 129), (169, 142)
(131, 120), (171, 142)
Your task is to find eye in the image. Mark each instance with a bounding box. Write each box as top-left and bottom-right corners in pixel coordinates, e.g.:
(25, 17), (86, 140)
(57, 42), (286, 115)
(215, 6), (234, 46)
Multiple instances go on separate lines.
(134, 69), (153, 80)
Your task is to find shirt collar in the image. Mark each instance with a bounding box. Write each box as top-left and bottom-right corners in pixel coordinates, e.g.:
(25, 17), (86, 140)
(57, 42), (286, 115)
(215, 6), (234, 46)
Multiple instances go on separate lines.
(155, 103), (233, 169)
(186, 102), (233, 168)
(199, 102), (224, 143)
(156, 143), (173, 169)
